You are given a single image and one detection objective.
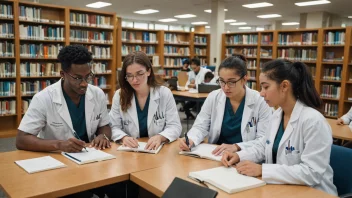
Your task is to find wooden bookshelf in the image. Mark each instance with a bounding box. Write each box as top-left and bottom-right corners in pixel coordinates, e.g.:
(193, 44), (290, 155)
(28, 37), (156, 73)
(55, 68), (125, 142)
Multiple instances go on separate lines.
(192, 32), (210, 67)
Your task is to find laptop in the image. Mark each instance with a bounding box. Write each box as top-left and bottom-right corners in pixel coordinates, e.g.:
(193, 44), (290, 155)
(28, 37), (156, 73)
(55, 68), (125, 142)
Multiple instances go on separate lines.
(198, 84), (220, 93)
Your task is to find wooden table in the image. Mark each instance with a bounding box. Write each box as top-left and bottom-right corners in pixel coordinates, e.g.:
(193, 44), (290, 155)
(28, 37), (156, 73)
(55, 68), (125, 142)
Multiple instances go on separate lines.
(326, 118), (352, 141)
(172, 90), (209, 99)
(131, 142), (336, 198)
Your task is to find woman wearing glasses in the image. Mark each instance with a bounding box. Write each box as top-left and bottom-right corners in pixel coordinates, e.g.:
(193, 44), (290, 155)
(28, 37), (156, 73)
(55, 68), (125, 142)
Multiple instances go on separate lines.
(109, 51), (181, 150)
(179, 54), (272, 155)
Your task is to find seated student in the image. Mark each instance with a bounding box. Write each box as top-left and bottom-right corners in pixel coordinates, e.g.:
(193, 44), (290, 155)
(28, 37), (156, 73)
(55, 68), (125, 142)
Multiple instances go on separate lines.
(337, 107), (352, 148)
(221, 59), (337, 196)
(203, 71), (218, 85)
(180, 58), (191, 72)
(109, 51), (182, 149)
(179, 54), (272, 155)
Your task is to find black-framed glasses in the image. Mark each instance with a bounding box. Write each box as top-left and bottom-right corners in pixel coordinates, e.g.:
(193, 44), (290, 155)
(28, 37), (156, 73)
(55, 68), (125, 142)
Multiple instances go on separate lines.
(216, 76), (244, 88)
(125, 71), (147, 82)
(65, 71), (95, 84)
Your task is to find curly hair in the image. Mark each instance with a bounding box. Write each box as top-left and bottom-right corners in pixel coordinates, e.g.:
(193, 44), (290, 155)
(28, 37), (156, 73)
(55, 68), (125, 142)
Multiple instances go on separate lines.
(57, 45), (92, 71)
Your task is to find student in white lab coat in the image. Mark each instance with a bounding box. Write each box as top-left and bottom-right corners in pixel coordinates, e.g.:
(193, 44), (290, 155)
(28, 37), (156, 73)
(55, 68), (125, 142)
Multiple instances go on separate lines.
(109, 51), (181, 150)
(179, 54), (272, 155)
(222, 59), (337, 195)
(337, 107), (352, 148)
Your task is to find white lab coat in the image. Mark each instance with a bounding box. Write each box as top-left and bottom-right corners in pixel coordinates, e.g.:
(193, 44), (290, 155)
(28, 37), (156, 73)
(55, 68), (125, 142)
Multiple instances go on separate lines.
(341, 107), (352, 130)
(109, 86), (182, 142)
(237, 100), (337, 196)
(185, 67), (211, 89)
(187, 86), (271, 149)
(18, 79), (110, 142)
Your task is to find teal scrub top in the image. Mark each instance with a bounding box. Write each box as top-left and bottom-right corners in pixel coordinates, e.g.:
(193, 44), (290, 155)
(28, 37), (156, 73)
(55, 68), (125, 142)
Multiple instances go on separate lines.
(272, 116), (285, 164)
(135, 93), (150, 138)
(217, 97), (245, 145)
(63, 90), (89, 143)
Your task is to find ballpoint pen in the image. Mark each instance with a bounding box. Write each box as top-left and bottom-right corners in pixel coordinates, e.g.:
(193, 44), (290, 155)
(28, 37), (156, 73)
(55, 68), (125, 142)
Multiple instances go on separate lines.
(72, 130), (88, 152)
(185, 132), (191, 151)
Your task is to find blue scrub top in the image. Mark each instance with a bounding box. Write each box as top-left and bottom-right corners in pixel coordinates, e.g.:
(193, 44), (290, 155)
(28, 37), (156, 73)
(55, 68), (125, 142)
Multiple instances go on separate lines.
(135, 93), (150, 138)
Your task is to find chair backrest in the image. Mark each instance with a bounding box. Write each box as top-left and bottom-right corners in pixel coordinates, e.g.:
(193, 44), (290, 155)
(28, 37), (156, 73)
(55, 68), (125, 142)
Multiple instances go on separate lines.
(177, 71), (188, 86)
(330, 145), (352, 196)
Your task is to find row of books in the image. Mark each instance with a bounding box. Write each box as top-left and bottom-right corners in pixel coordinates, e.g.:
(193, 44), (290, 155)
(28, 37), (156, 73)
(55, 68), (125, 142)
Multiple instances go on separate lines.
(164, 46), (190, 56)
(20, 62), (61, 77)
(121, 31), (158, 43)
(21, 80), (57, 96)
(19, 6), (64, 24)
(260, 49), (272, 58)
(164, 33), (189, 44)
(22, 99), (32, 114)
(247, 60), (257, 69)
(19, 25), (64, 41)
(121, 45), (155, 56)
(0, 100), (15, 115)
(86, 45), (111, 59)
(195, 48), (206, 56)
(70, 30), (113, 44)
(308, 66), (316, 78)
(0, 23), (14, 38)
(261, 34), (273, 45)
(19, 44), (63, 58)
(324, 103), (338, 117)
(225, 48), (257, 57)
(194, 36), (207, 44)
(0, 41), (14, 57)
(323, 52), (343, 62)
(322, 66), (342, 80)
(91, 76), (108, 88)
(69, 13), (113, 28)
(324, 31), (345, 45)
(0, 62), (16, 77)
(278, 32), (318, 45)
(91, 62), (110, 74)
(0, 81), (16, 96)
(0, 4), (13, 19)
(199, 58), (207, 66)
(246, 81), (257, 90)
(321, 85), (340, 99)
(163, 69), (178, 77)
(164, 58), (183, 67)
(226, 34), (258, 45)
(247, 71), (256, 80)
(277, 49), (317, 61)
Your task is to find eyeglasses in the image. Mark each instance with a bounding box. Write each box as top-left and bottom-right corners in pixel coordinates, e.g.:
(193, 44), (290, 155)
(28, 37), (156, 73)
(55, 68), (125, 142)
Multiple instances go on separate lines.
(216, 76), (244, 88)
(65, 71), (94, 84)
(125, 71), (147, 82)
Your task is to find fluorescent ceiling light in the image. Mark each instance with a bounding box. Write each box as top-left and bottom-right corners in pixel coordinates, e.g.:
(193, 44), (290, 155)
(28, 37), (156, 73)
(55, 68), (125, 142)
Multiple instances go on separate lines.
(134, 9), (159, 14)
(257, 14), (281, 18)
(282, 22), (300, 25)
(86, 1), (111, 8)
(204, 9), (228, 13)
(224, 19), (236, 23)
(348, 16), (352, 18)
(158, 18), (177, 22)
(239, 27), (252, 30)
(295, 0), (330, 6)
(191, 21), (208, 25)
(230, 22), (247, 26)
(256, 27), (265, 31)
(242, 2), (273, 8)
(226, 30), (231, 33)
(205, 26), (210, 28)
(175, 14), (196, 18)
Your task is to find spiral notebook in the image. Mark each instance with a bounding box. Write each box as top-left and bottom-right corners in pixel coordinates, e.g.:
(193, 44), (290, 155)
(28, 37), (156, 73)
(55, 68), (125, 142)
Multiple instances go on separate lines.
(15, 156), (67, 174)
(62, 147), (116, 165)
(117, 142), (164, 154)
(179, 143), (221, 162)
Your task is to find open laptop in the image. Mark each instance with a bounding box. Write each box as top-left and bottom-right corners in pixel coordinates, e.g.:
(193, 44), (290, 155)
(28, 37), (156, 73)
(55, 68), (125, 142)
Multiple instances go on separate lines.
(198, 84), (220, 93)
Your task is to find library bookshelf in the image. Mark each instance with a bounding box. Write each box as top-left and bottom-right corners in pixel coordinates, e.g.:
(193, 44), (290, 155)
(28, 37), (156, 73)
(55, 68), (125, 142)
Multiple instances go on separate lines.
(0, 0), (117, 137)
(221, 27), (352, 119)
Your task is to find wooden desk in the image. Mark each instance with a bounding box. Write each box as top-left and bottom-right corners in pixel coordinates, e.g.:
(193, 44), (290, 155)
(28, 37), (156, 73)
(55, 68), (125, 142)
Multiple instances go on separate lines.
(172, 90), (209, 99)
(326, 118), (352, 141)
(131, 142), (336, 198)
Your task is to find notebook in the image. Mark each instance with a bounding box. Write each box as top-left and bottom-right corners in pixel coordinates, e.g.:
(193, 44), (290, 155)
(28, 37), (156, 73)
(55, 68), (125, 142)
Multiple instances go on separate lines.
(62, 147), (116, 165)
(117, 142), (164, 154)
(179, 143), (221, 162)
(189, 167), (266, 194)
(162, 177), (218, 198)
(15, 156), (67, 174)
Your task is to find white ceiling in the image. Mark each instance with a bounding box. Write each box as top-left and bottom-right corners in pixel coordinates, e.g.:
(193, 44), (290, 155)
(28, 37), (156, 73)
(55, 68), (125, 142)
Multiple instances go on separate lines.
(33, 0), (351, 31)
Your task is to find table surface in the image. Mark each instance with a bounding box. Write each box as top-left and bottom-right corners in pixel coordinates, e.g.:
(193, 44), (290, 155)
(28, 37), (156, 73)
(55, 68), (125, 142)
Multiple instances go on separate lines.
(326, 118), (352, 141)
(172, 90), (209, 99)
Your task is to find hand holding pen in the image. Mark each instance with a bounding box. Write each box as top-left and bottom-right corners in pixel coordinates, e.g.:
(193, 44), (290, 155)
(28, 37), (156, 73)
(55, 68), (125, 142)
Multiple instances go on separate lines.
(121, 136), (139, 148)
(72, 130), (88, 152)
(179, 134), (194, 151)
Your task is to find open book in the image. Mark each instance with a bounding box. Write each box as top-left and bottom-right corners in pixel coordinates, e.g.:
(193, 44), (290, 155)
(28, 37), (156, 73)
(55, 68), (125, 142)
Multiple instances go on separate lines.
(62, 147), (116, 165)
(117, 142), (164, 154)
(189, 167), (266, 194)
(179, 143), (221, 162)
(15, 156), (67, 174)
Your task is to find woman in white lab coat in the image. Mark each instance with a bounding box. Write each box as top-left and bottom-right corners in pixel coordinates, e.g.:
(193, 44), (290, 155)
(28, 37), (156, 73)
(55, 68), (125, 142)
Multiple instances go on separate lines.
(222, 59), (337, 195)
(109, 51), (182, 150)
(179, 54), (272, 155)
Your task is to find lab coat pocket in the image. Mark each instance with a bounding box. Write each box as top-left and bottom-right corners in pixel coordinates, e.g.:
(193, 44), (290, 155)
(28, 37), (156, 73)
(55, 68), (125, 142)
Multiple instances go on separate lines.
(155, 118), (166, 132)
(247, 126), (256, 140)
(285, 152), (301, 166)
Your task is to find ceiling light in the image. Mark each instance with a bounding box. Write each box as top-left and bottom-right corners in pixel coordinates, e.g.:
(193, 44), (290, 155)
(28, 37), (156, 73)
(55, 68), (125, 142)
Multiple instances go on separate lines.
(158, 18), (178, 22)
(295, 0), (331, 6)
(224, 19), (236, 23)
(205, 26), (210, 28)
(86, 1), (111, 8)
(134, 9), (159, 14)
(191, 21), (208, 25)
(348, 16), (352, 18)
(226, 30), (230, 33)
(257, 14), (281, 18)
(282, 22), (300, 25)
(230, 22), (247, 26)
(175, 14), (196, 18)
(256, 27), (265, 31)
(204, 9), (228, 13)
(239, 27), (252, 30)
(242, 2), (273, 8)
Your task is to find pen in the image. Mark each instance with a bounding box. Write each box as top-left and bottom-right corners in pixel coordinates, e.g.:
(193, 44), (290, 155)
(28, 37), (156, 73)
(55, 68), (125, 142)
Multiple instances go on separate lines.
(72, 130), (88, 152)
(103, 134), (110, 141)
(64, 153), (81, 162)
(185, 132), (191, 151)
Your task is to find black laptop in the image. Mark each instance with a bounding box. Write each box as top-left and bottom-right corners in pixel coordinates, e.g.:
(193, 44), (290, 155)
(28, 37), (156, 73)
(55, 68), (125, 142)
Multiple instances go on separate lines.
(198, 84), (220, 93)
